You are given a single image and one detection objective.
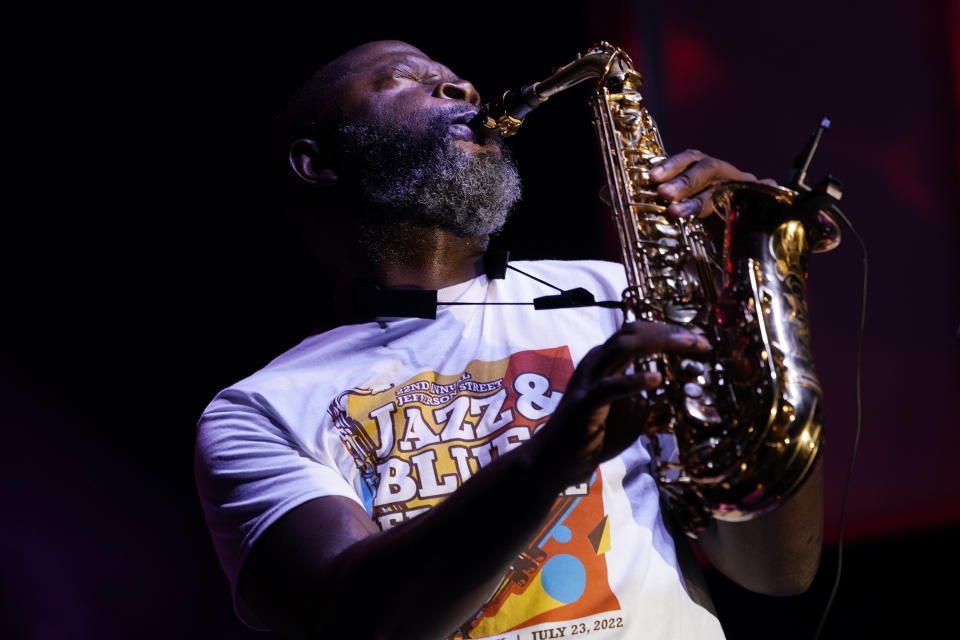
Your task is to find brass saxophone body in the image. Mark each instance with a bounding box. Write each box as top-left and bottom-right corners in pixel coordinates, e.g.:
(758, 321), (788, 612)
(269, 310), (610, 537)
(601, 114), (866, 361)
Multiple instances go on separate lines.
(473, 42), (840, 535)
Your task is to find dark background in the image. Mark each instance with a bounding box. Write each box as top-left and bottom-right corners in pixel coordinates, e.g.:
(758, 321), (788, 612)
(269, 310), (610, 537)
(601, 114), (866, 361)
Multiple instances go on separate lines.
(3, 0), (959, 637)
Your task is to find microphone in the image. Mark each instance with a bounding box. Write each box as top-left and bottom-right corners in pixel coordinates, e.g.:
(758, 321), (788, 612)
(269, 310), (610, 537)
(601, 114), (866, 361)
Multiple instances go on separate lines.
(787, 116), (831, 192)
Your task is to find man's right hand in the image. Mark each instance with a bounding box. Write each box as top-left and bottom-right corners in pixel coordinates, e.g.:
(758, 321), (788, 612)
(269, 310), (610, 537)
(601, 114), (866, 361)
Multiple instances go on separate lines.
(536, 320), (711, 486)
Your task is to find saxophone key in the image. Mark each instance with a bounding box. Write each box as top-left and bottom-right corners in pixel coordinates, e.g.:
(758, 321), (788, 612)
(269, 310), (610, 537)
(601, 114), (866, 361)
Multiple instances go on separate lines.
(680, 359), (706, 378)
(663, 302), (698, 324)
(654, 223), (680, 237)
(684, 397), (723, 425)
(632, 202), (668, 214)
(683, 382), (703, 398)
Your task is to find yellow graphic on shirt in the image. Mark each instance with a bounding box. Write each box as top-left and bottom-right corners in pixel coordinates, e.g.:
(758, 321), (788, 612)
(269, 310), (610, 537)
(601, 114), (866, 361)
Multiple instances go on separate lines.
(328, 347), (621, 637)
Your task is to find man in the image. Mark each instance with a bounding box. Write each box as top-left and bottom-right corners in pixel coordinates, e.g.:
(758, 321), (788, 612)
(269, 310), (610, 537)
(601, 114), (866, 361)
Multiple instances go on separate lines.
(194, 40), (823, 639)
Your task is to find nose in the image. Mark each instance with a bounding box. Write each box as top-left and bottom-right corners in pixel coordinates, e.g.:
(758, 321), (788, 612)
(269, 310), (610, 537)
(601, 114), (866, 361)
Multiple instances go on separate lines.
(434, 79), (481, 105)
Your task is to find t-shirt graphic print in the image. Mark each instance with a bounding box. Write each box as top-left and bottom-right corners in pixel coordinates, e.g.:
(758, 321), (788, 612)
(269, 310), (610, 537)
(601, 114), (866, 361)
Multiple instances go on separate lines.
(328, 346), (621, 638)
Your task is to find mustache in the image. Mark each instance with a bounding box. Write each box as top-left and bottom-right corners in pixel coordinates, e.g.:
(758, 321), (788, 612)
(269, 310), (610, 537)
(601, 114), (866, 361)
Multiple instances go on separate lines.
(434, 104), (479, 127)
(432, 104), (498, 146)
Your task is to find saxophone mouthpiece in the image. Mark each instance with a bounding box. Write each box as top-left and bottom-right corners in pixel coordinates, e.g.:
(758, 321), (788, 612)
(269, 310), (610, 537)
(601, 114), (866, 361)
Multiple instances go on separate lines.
(468, 83), (544, 137)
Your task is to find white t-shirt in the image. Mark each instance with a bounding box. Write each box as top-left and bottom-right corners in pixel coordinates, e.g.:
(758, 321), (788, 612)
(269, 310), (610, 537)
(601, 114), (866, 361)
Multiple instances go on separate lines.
(194, 259), (724, 639)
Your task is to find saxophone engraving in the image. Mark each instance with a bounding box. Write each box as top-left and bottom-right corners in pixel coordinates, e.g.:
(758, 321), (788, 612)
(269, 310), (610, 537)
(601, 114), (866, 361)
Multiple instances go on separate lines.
(471, 42), (840, 536)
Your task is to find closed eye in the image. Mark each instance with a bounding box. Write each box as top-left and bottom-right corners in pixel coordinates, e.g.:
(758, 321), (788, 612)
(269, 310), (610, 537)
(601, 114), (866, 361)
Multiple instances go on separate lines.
(391, 65), (418, 81)
(391, 64), (445, 89)
(391, 64), (433, 81)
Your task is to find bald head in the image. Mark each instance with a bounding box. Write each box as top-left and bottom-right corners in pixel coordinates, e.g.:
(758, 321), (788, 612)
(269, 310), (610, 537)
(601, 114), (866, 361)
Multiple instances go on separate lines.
(278, 40), (429, 145)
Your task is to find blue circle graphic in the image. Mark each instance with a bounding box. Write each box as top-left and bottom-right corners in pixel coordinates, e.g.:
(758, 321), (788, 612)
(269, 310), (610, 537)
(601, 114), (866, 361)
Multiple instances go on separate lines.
(540, 554), (586, 604)
(549, 524), (572, 543)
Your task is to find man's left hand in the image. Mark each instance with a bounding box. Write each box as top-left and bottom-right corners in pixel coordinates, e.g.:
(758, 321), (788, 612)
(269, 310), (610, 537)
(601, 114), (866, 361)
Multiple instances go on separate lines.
(649, 150), (776, 218)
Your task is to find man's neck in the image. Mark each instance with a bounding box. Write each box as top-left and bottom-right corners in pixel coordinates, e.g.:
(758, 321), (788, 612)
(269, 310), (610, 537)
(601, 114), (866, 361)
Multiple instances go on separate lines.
(358, 222), (490, 290)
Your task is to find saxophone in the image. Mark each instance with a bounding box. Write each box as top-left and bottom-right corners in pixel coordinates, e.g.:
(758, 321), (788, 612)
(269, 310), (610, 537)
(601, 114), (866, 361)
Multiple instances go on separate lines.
(471, 42), (841, 536)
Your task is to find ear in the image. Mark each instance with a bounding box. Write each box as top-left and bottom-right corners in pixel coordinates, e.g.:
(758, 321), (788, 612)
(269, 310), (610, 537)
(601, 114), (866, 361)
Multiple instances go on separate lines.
(289, 138), (338, 187)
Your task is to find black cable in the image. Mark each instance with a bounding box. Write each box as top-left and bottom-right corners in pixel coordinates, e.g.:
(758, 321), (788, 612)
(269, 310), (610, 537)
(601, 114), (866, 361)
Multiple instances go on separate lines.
(438, 266), (623, 311)
(812, 207), (867, 640)
(505, 264), (564, 292)
(440, 301), (535, 306)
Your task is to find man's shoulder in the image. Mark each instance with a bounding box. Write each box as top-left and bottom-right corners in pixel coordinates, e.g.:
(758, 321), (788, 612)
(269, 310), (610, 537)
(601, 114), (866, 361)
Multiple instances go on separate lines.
(199, 323), (383, 415)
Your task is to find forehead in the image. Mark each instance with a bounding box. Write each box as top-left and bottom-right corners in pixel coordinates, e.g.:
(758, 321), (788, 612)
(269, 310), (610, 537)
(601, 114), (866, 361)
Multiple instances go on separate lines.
(345, 41), (461, 80)
(316, 40), (469, 121)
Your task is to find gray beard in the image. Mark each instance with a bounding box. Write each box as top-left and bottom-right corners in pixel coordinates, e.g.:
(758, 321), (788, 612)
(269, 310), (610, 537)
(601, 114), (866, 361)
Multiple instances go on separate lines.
(334, 112), (522, 241)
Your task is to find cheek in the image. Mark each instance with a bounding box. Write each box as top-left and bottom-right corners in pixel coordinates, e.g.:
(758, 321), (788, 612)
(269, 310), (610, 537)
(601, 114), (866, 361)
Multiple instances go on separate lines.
(365, 93), (435, 132)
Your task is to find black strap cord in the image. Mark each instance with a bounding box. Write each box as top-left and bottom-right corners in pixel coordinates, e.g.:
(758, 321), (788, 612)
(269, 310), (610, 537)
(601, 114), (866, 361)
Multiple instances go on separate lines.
(784, 118), (867, 640)
(354, 252), (625, 320)
(441, 262), (623, 312)
(811, 205), (868, 640)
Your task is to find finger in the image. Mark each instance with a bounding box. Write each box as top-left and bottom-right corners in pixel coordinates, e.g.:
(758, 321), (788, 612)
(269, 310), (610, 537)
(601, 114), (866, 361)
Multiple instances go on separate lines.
(617, 320), (710, 354)
(666, 193), (708, 219)
(580, 321), (709, 378)
(648, 149), (707, 184)
(603, 324), (709, 374)
(678, 191), (719, 219)
(674, 176), (779, 219)
(658, 156), (755, 204)
(582, 371), (663, 408)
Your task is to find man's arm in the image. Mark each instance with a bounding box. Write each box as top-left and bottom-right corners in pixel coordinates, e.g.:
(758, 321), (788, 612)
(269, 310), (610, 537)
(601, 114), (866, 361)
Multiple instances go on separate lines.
(238, 445), (568, 640)
(695, 463), (824, 595)
(238, 322), (711, 640)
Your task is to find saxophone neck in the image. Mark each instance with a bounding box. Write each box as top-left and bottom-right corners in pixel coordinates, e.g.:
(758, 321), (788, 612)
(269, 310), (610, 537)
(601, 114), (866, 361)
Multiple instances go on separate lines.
(469, 42), (643, 137)
(538, 42), (640, 98)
